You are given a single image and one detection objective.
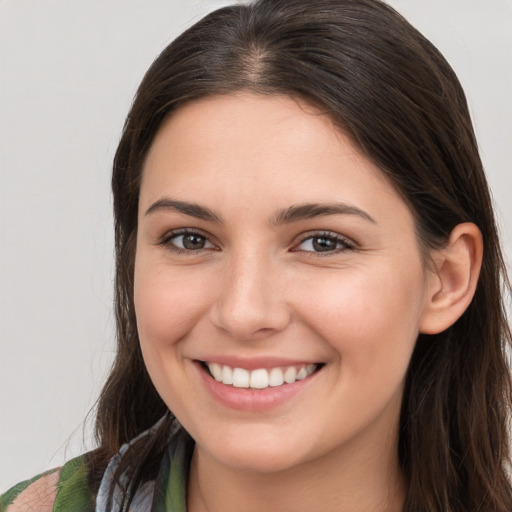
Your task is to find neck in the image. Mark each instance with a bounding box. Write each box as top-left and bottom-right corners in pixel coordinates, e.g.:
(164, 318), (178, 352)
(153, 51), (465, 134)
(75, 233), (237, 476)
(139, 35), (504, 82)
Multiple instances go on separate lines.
(187, 423), (406, 512)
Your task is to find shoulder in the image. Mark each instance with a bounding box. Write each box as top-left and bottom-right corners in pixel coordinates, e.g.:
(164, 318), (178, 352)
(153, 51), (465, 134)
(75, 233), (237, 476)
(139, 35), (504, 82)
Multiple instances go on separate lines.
(2, 470), (60, 512)
(0, 454), (96, 512)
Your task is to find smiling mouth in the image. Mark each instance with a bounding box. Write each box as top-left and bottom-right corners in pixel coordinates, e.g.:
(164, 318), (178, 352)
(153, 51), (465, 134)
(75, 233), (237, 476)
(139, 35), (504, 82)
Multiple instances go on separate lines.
(200, 362), (323, 390)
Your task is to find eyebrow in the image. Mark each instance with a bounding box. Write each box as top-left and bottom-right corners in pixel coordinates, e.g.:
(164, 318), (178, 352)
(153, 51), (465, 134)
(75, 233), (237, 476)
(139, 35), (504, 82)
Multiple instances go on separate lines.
(271, 202), (376, 225)
(145, 197), (375, 225)
(145, 198), (223, 223)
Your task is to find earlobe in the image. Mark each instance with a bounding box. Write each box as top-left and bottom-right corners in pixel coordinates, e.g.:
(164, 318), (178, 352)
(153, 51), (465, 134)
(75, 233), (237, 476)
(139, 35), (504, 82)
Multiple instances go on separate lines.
(419, 223), (483, 335)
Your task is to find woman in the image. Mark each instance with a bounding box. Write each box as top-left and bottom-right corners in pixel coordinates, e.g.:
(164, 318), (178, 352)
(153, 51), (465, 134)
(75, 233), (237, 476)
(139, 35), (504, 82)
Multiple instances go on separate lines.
(2, 0), (511, 510)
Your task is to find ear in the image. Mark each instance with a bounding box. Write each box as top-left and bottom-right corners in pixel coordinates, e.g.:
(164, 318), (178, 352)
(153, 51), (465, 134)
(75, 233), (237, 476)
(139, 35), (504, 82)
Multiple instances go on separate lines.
(420, 222), (483, 334)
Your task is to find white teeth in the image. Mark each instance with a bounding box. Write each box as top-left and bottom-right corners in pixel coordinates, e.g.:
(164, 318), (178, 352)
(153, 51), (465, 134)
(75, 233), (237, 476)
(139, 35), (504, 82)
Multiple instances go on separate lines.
(222, 365), (233, 385)
(249, 368), (269, 389)
(269, 367), (284, 387)
(296, 366), (308, 380)
(206, 362), (318, 389)
(209, 362), (223, 382)
(232, 368), (250, 388)
(283, 366), (297, 384)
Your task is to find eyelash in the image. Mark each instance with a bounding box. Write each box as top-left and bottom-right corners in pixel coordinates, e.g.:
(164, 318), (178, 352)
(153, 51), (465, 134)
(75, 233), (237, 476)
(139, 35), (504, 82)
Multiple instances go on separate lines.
(157, 229), (355, 256)
(293, 231), (355, 256)
(157, 229), (217, 255)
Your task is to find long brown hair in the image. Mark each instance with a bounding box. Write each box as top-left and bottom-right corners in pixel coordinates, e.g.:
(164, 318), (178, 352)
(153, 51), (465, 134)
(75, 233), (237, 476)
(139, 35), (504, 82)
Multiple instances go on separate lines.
(92, 1), (512, 509)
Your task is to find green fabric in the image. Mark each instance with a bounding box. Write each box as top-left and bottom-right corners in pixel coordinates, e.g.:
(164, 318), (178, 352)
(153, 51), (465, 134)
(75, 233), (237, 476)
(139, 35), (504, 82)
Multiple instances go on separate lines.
(53, 454), (95, 512)
(0, 468), (58, 511)
(1, 432), (194, 511)
(0, 454), (94, 511)
(152, 429), (194, 512)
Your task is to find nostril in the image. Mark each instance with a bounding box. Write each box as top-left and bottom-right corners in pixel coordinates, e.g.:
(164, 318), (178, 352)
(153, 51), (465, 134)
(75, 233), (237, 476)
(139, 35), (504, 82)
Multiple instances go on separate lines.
(209, 296), (291, 341)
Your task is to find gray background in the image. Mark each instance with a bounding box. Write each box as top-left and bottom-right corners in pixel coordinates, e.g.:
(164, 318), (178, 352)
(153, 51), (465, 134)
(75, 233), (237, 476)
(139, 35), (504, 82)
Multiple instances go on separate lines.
(1, 0), (511, 489)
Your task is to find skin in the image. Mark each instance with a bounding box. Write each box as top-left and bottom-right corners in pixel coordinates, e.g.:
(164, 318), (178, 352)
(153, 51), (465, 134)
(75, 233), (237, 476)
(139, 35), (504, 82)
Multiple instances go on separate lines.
(134, 93), (476, 512)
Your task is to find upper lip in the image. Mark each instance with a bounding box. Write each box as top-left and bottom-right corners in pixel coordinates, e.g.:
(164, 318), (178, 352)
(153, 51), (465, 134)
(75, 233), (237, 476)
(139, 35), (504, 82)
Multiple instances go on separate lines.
(194, 356), (322, 370)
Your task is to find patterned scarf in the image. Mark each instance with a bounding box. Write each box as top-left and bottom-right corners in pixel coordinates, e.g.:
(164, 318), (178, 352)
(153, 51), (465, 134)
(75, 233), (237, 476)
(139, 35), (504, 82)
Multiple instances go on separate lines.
(96, 421), (194, 512)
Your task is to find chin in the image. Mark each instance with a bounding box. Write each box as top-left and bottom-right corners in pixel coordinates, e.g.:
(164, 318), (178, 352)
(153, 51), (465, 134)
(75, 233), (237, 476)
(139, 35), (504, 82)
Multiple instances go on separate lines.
(211, 445), (303, 474)
(193, 425), (313, 474)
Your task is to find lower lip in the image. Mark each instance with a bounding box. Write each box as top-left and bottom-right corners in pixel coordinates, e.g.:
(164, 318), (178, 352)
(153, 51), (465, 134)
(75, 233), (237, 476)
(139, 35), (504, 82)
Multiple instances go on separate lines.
(195, 362), (321, 412)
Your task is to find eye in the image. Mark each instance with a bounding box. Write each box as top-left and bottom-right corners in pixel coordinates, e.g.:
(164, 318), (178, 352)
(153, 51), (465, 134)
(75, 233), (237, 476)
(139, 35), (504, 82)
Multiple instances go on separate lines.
(160, 230), (215, 253)
(294, 232), (353, 254)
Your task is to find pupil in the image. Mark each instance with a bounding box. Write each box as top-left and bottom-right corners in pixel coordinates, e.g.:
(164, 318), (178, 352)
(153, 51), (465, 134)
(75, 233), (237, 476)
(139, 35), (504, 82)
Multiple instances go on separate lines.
(183, 234), (205, 250)
(312, 237), (336, 252)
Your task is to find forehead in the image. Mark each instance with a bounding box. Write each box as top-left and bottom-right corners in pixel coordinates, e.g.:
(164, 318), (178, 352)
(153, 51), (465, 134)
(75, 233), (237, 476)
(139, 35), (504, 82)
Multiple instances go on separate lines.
(146, 93), (346, 169)
(139, 93), (410, 226)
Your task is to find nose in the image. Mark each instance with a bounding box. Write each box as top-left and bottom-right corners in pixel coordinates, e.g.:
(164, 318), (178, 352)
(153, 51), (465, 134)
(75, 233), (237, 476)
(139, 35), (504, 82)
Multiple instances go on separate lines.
(209, 251), (291, 341)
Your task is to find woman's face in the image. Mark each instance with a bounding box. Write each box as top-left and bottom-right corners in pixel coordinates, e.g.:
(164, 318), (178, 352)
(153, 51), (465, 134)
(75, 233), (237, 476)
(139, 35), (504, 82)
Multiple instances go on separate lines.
(134, 93), (434, 473)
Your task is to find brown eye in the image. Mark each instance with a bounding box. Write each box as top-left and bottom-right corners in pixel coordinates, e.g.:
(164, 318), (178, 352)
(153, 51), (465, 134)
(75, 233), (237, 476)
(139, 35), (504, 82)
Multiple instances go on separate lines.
(312, 237), (338, 252)
(167, 232), (214, 251)
(182, 234), (206, 250)
(296, 232), (353, 254)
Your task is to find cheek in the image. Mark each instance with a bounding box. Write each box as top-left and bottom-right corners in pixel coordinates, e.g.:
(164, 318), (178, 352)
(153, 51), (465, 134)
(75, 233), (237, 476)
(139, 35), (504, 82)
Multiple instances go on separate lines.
(133, 261), (212, 350)
(133, 259), (217, 415)
(294, 265), (426, 379)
